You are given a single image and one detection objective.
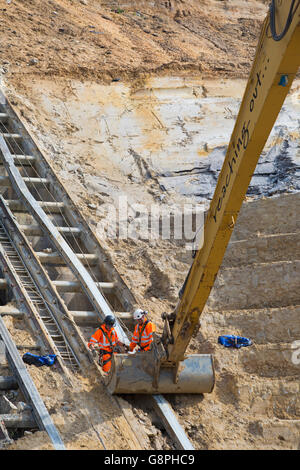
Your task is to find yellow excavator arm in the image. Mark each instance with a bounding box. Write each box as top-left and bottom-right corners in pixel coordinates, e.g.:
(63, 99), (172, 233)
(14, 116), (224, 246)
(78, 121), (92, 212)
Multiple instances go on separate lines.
(108, 1), (300, 394)
(165, 0), (300, 364)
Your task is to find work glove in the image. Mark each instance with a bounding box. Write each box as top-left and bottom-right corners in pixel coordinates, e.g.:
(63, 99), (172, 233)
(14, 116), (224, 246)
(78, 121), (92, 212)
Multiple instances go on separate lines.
(128, 345), (140, 355)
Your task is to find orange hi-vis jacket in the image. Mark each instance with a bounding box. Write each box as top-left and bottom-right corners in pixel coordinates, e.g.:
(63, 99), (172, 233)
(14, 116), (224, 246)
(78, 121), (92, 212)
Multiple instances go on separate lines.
(129, 317), (156, 352)
(88, 324), (119, 353)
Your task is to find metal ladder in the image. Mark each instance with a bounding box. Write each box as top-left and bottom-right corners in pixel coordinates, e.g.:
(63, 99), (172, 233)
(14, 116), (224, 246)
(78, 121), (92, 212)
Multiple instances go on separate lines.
(0, 224), (79, 370)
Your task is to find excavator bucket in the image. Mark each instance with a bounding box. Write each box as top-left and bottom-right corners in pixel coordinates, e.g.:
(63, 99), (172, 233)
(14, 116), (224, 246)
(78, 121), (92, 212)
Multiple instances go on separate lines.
(106, 350), (215, 394)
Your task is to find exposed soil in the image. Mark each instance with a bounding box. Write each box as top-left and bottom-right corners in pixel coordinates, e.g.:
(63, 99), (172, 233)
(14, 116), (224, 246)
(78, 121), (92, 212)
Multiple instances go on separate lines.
(0, 0), (299, 451)
(0, 0), (268, 86)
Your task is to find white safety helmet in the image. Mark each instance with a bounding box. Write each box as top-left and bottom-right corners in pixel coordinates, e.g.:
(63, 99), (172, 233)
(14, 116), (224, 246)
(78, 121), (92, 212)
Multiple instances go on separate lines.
(133, 308), (147, 321)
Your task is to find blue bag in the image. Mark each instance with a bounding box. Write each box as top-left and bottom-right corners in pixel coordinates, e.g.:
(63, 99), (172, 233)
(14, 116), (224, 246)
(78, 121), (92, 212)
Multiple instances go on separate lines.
(22, 352), (57, 367)
(218, 335), (252, 349)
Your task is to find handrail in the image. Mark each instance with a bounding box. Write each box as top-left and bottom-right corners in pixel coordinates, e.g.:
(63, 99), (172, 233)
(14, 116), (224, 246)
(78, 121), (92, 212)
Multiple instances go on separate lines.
(0, 316), (66, 450)
(0, 135), (129, 346)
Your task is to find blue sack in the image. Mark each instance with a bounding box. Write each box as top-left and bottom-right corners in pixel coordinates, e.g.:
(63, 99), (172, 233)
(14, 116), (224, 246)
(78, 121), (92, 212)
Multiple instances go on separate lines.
(22, 352), (57, 367)
(218, 335), (252, 349)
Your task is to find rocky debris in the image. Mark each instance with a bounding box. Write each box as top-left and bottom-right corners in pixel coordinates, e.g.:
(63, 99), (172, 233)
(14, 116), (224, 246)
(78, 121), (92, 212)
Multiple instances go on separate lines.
(28, 58), (38, 66)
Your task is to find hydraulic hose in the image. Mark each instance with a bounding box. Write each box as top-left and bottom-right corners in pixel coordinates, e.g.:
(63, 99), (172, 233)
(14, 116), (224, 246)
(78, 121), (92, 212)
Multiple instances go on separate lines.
(269, 0), (299, 41)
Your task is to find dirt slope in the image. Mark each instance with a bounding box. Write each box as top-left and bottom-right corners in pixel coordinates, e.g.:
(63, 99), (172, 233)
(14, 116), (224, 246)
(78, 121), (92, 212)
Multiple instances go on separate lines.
(1, 0), (268, 86)
(1, 0), (299, 452)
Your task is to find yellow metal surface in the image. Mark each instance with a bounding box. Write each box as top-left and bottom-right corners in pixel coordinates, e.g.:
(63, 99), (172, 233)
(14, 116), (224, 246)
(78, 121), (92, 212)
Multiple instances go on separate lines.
(167, 2), (300, 363)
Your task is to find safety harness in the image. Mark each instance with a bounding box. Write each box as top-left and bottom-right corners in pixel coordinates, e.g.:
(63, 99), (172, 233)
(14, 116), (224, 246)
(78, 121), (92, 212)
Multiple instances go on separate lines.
(137, 319), (150, 350)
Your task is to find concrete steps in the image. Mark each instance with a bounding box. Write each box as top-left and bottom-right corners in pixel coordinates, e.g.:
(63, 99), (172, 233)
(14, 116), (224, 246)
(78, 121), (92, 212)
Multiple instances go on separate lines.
(223, 232), (299, 267)
(238, 341), (300, 378)
(204, 305), (300, 344)
(254, 419), (300, 448)
(208, 260), (300, 310)
(202, 304), (300, 377)
(231, 193), (300, 241)
(208, 195), (300, 311)
(198, 174), (300, 449)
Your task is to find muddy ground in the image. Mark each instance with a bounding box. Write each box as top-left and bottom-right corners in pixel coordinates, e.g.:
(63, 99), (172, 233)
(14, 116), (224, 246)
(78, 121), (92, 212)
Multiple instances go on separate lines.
(0, 0), (299, 451)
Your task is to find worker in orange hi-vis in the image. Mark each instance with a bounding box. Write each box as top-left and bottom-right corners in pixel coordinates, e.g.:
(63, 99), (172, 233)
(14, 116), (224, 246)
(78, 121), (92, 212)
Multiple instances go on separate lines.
(129, 309), (156, 353)
(88, 315), (125, 374)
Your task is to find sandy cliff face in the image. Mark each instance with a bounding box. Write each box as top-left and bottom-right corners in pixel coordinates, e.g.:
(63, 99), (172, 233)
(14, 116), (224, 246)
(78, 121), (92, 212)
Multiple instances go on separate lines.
(0, 0), (299, 450)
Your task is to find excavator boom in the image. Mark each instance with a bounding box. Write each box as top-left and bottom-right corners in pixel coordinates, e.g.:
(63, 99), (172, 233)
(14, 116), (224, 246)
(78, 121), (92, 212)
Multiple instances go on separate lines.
(109, 1), (300, 394)
(167, 0), (300, 364)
